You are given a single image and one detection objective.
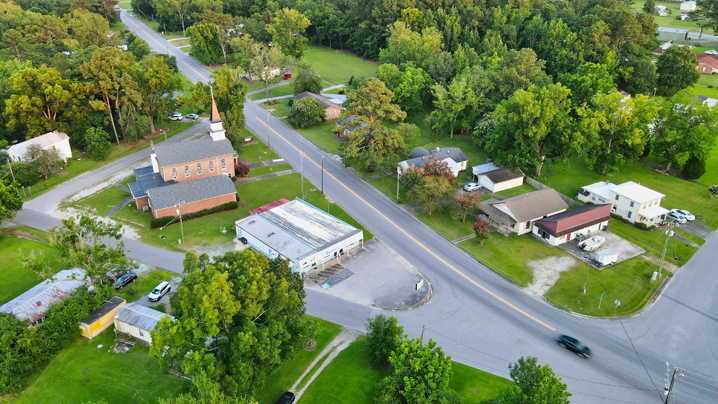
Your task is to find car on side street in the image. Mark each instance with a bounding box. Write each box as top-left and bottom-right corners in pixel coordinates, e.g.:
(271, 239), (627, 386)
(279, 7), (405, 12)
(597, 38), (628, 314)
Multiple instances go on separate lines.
(666, 211), (688, 224)
(186, 113), (199, 121)
(275, 392), (295, 404)
(283, 73), (292, 80)
(114, 273), (137, 290)
(169, 112), (183, 121)
(670, 209), (695, 221)
(148, 281), (171, 302)
(463, 183), (483, 192)
(557, 335), (591, 358)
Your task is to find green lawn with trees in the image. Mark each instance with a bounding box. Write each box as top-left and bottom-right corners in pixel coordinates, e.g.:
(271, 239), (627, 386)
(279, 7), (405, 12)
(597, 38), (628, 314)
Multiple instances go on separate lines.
(303, 44), (379, 85)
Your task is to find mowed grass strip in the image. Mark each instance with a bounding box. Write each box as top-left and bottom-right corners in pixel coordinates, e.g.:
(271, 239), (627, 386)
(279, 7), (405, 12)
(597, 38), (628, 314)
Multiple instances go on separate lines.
(297, 121), (342, 155)
(249, 82), (295, 100)
(12, 328), (184, 404)
(495, 184), (537, 199)
(303, 44), (379, 86)
(255, 319), (342, 404)
(248, 163), (294, 178)
(608, 220), (698, 265)
(417, 209), (476, 241)
(73, 186), (131, 216)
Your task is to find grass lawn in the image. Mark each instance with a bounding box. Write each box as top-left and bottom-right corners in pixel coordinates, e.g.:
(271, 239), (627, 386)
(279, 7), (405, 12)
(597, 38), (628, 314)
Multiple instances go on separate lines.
(12, 328), (185, 404)
(700, 138), (718, 186)
(545, 254), (665, 316)
(249, 163), (294, 177)
(300, 337), (509, 404)
(0, 228), (67, 306)
(114, 269), (177, 303)
(261, 98), (292, 118)
(297, 121), (343, 155)
(73, 186), (130, 216)
(111, 173), (372, 252)
(608, 220), (698, 265)
(255, 319), (342, 404)
(237, 129), (281, 163)
(304, 44), (379, 85)
(26, 121), (198, 203)
(495, 184), (537, 199)
(367, 175), (409, 204)
(322, 88), (347, 95)
(244, 78), (268, 92)
(417, 209), (476, 241)
(118, 0), (131, 10)
(459, 233), (580, 287)
(693, 74), (718, 99)
(249, 82), (295, 100)
(110, 21), (127, 32)
(673, 227), (706, 246)
(540, 156), (718, 229)
(631, 0), (716, 34)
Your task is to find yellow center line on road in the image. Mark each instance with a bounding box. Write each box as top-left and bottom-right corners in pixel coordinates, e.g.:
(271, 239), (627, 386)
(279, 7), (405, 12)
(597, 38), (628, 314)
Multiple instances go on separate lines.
(183, 62), (209, 82)
(254, 116), (556, 331)
(142, 30), (174, 55)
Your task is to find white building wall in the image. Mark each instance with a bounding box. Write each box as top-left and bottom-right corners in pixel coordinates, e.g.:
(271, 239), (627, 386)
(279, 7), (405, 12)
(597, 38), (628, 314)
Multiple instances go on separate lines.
(533, 220), (609, 246)
(477, 176), (496, 192)
(610, 192), (663, 224)
(492, 177), (524, 193)
(114, 320), (153, 345)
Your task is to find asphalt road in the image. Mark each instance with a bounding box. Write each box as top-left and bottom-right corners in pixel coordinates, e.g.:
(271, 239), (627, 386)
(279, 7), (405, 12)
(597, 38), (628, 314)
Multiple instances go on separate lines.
(29, 11), (708, 402)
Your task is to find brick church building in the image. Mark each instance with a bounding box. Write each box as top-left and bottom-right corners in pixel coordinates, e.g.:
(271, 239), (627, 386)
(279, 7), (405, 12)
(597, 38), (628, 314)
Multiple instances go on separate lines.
(128, 96), (238, 219)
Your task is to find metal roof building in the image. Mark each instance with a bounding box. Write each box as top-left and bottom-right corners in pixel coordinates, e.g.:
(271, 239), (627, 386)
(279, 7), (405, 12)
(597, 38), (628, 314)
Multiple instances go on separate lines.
(0, 279), (85, 325)
(113, 302), (174, 346)
(235, 199), (363, 274)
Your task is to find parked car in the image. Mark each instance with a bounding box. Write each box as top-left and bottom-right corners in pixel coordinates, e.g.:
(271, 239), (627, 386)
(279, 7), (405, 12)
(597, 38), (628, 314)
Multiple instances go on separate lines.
(186, 113), (199, 121)
(113, 273), (137, 290)
(238, 237), (248, 245)
(578, 236), (605, 252)
(557, 335), (592, 358)
(463, 182), (483, 192)
(169, 112), (183, 121)
(275, 392), (295, 404)
(706, 49), (718, 55)
(148, 281), (171, 302)
(283, 73), (292, 80)
(666, 211), (687, 224)
(670, 209), (695, 221)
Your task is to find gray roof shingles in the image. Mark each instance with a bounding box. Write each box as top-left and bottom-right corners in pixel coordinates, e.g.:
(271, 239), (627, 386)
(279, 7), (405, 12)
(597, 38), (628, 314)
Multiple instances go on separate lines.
(147, 175), (237, 211)
(129, 166), (170, 198)
(406, 147), (468, 163)
(479, 189), (568, 225)
(154, 137), (235, 167)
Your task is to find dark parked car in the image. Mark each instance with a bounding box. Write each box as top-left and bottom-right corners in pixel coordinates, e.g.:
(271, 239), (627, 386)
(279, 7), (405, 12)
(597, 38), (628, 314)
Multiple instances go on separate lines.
(114, 273), (137, 290)
(238, 237), (248, 245)
(275, 392), (295, 404)
(557, 335), (591, 358)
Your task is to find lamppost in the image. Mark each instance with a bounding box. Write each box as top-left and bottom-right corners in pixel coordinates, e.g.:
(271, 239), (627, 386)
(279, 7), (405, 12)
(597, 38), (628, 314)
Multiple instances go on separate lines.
(176, 201), (185, 244)
(160, 128), (166, 141)
(266, 108), (275, 149)
(321, 155), (324, 194)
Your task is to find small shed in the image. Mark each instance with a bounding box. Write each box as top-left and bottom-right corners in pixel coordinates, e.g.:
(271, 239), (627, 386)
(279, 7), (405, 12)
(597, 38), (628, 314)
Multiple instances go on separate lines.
(113, 302), (174, 346)
(80, 297), (126, 340)
(655, 5), (668, 16)
(473, 166), (525, 192)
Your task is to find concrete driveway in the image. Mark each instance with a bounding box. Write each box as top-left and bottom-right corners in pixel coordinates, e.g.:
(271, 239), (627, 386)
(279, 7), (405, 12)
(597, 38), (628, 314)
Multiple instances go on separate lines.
(558, 231), (645, 268)
(681, 220), (714, 240)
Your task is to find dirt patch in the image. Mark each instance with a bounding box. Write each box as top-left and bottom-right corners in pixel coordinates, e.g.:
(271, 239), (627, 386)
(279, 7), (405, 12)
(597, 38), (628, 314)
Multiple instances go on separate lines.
(113, 340), (135, 353)
(641, 254), (678, 273)
(526, 256), (579, 296)
(5, 229), (45, 243)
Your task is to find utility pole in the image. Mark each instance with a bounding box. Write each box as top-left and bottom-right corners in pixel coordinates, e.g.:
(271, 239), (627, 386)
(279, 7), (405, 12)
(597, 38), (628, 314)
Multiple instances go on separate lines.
(665, 366), (680, 403)
(582, 259), (590, 294)
(321, 155), (324, 194)
(176, 201), (185, 244)
(133, 391), (140, 404)
(266, 108), (274, 149)
(614, 300), (621, 316)
(657, 221), (673, 281)
(300, 136), (304, 199)
(396, 168), (400, 202)
(420, 325), (426, 345)
(7, 161), (16, 182)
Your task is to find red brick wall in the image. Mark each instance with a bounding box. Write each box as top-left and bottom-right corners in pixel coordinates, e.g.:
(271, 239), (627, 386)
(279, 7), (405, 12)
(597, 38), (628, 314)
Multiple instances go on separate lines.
(697, 63), (716, 74)
(325, 107), (342, 121)
(152, 193), (237, 219)
(159, 154), (236, 183)
(135, 196), (149, 211)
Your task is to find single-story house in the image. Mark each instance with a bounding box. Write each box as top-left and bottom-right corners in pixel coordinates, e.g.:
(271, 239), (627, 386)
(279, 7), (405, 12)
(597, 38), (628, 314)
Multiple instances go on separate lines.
(471, 163), (525, 192)
(655, 4), (668, 16)
(533, 204), (613, 246)
(698, 94), (718, 107)
(697, 54), (718, 74)
(479, 189), (569, 235)
(680, 1), (696, 12)
(577, 181), (668, 225)
(7, 130), (73, 162)
(80, 297), (126, 340)
(0, 277), (85, 326)
(235, 199), (363, 274)
(398, 147), (468, 178)
(295, 92), (345, 121)
(113, 302), (174, 346)
(657, 27), (689, 42)
(335, 116), (368, 138)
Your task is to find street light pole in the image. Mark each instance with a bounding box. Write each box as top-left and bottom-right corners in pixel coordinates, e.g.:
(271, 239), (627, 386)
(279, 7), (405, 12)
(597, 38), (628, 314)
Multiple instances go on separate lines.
(176, 201), (185, 244)
(321, 155), (324, 194)
(582, 259), (590, 294)
(396, 168), (400, 202)
(160, 128), (166, 141)
(266, 108), (275, 149)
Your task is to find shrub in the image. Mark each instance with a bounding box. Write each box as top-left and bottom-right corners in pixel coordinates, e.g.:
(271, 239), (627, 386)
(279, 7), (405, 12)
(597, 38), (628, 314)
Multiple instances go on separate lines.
(338, 88), (346, 94)
(709, 85), (714, 89)
(0, 161), (39, 187)
(682, 154), (706, 179)
(235, 163), (250, 178)
(365, 314), (404, 368)
(287, 98), (294, 107)
(150, 201), (239, 229)
(287, 97), (325, 128)
(634, 222), (651, 231)
(610, 212), (632, 224)
(710, 185), (718, 197)
(84, 127), (112, 161)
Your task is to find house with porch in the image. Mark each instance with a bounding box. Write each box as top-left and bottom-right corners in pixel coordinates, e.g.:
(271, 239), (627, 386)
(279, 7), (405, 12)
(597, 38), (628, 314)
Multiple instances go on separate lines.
(577, 181), (668, 225)
(479, 189), (568, 235)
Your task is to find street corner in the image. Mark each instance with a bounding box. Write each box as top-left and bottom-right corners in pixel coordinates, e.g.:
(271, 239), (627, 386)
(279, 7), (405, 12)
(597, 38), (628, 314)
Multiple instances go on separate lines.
(303, 238), (432, 310)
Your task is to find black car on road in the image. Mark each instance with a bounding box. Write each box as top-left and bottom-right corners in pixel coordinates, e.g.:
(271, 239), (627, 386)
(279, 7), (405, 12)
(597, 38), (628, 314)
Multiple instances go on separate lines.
(557, 334), (591, 358)
(275, 392), (295, 404)
(114, 273), (137, 290)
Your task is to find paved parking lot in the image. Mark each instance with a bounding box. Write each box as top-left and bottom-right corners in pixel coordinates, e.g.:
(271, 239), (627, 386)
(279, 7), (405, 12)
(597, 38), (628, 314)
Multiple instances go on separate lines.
(681, 220), (713, 240)
(558, 231), (645, 269)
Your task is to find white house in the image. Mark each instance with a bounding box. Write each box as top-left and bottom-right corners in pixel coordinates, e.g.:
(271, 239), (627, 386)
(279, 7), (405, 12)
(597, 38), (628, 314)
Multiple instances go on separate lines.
(533, 204), (613, 246)
(113, 302), (173, 346)
(398, 147), (468, 178)
(698, 94), (718, 107)
(471, 163), (525, 192)
(7, 131), (72, 162)
(655, 5), (668, 16)
(235, 199), (364, 274)
(577, 181), (668, 225)
(479, 189), (569, 235)
(680, 1), (697, 13)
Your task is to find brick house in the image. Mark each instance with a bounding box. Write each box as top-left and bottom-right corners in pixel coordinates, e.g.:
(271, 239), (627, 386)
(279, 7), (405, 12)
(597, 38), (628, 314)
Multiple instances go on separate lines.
(295, 92), (345, 121)
(128, 96), (238, 219)
(696, 54), (718, 74)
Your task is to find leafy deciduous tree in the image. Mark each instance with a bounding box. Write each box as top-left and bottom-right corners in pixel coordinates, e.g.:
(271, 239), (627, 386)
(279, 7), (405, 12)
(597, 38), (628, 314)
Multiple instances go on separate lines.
(408, 174), (454, 216)
(0, 179), (23, 226)
(492, 356), (571, 404)
(268, 8), (311, 58)
(84, 126), (112, 160)
(365, 314), (404, 368)
(656, 45), (699, 96)
(288, 97), (325, 128)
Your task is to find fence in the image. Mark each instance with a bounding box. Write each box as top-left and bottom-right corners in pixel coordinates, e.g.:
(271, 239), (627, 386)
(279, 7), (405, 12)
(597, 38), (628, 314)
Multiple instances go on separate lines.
(525, 177), (584, 209)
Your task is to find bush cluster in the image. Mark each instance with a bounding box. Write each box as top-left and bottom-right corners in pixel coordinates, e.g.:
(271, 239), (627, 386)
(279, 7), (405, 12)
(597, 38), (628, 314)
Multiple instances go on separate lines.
(150, 201), (239, 229)
(235, 163), (250, 178)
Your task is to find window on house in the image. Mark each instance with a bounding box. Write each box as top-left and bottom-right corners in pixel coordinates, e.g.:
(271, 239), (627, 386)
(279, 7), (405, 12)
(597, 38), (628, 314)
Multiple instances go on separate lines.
(209, 161), (214, 172)
(615, 195), (619, 201)
(221, 158), (226, 170)
(525, 222), (530, 229)
(628, 211), (632, 218)
(197, 163), (202, 175)
(139, 329), (144, 337)
(184, 165), (190, 177)
(630, 201), (634, 208)
(172, 168), (178, 180)
(592, 196), (595, 201)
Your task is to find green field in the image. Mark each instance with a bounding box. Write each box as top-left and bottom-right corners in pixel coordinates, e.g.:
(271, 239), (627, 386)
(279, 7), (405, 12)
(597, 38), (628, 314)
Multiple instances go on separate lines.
(297, 121), (342, 155)
(237, 128), (282, 162)
(12, 328), (184, 404)
(495, 184), (537, 198)
(0, 228), (67, 306)
(417, 209), (476, 241)
(303, 44), (379, 85)
(367, 175), (408, 204)
(72, 186), (131, 216)
(699, 141), (718, 186)
(693, 74), (718, 99)
(261, 98), (292, 118)
(609, 220), (698, 264)
(300, 337), (510, 404)
(250, 82), (296, 100)
(632, 0), (716, 34)
(249, 163), (294, 177)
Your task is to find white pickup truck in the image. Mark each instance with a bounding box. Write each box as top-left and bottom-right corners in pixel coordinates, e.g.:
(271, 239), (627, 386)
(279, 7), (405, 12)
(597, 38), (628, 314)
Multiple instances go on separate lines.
(578, 236), (605, 252)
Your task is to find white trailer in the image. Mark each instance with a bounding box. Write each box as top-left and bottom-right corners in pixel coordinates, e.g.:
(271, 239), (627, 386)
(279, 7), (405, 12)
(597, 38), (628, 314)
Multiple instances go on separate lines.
(591, 248), (619, 266)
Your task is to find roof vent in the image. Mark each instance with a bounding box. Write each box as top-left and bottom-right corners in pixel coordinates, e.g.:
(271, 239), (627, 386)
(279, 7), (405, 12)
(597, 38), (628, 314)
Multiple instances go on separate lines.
(268, 232), (275, 237)
(249, 220), (256, 225)
(36, 301), (42, 307)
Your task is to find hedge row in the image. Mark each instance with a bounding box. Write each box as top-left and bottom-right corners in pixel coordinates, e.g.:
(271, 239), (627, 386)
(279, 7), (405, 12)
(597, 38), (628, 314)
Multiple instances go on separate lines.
(150, 201), (239, 229)
(610, 212), (653, 231)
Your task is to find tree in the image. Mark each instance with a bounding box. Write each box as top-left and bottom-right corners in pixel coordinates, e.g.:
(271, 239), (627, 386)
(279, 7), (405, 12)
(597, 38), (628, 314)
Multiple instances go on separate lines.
(84, 127), (112, 160)
(426, 52), (455, 86)
(653, 88), (718, 172)
(559, 62), (616, 107)
(453, 194), (480, 223)
(430, 76), (477, 139)
(288, 97), (325, 128)
(48, 215), (132, 285)
(136, 55), (181, 133)
(187, 23), (223, 65)
(247, 45), (291, 100)
(23, 144), (64, 180)
(492, 357), (571, 404)
(66, 10), (119, 49)
(268, 8), (311, 58)
(643, 0), (656, 14)
(229, 33), (261, 70)
(159, 371), (243, 404)
(582, 92), (659, 174)
(292, 60), (323, 95)
(473, 221), (489, 244)
(618, 56), (658, 96)
(151, 251), (313, 399)
(656, 45), (699, 96)
(0, 162), (38, 187)
(0, 179), (23, 226)
(481, 84), (578, 178)
(377, 63), (432, 112)
(379, 21), (443, 69)
(408, 175), (454, 216)
(127, 36), (151, 61)
(683, 154), (707, 179)
(81, 47), (137, 146)
(153, 0), (191, 35)
(365, 314), (404, 368)
(374, 336), (452, 404)
(491, 48), (551, 103)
